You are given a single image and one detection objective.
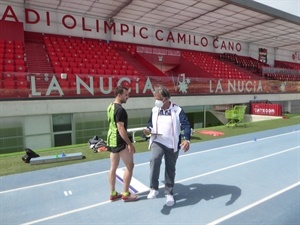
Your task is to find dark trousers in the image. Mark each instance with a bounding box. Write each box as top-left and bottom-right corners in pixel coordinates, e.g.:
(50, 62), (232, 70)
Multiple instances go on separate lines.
(149, 141), (179, 195)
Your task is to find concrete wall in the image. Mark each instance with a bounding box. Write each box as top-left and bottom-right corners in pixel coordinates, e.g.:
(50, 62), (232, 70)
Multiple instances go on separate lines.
(1, 93), (299, 117)
(0, 93), (299, 151)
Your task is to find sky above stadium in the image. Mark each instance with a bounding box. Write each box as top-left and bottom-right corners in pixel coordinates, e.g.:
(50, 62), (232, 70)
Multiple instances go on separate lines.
(254, 0), (300, 16)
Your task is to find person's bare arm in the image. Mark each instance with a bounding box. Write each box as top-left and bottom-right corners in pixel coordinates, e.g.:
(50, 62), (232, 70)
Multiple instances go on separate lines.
(117, 122), (135, 153)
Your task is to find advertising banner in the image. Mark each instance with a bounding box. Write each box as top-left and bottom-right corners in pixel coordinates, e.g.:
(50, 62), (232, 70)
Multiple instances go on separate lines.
(251, 103), (282, 116)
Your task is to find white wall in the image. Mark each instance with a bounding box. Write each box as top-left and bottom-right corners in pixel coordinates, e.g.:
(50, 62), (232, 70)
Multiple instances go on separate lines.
(23, 115), (52, 149)
(1, 93), (299, 118)
(1, 94), (299, 150)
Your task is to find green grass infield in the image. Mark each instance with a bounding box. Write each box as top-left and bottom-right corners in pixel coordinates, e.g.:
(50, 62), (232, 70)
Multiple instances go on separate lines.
(0, 114), (299, 176)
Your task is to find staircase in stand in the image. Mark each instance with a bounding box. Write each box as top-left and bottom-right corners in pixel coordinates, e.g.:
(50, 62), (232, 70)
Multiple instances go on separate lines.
(117, 50), (162, 77)
(25, 42), (53, 73)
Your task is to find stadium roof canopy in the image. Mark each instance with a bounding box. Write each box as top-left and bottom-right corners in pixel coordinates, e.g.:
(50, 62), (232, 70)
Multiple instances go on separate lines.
(10, 0), (300, 51)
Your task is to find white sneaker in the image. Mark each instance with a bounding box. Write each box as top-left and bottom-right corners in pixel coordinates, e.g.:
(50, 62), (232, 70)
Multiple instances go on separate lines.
(166, 194), (175, 206)
(147, 189), (159, 199)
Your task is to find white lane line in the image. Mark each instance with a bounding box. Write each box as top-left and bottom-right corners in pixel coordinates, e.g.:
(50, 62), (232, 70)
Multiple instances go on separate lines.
(20, 201), (111, 225)
(136, 145), (300, 193)
(1, 130), (298, 194)
(64, 190), (72, 196)
(174, 146), (299, 185)
(180, 130), (300, 159)
(116, 168), (149, 193)
(207, 181), (300, 225)
(0, 171), (107, 194)
(20, 146), (300, 225)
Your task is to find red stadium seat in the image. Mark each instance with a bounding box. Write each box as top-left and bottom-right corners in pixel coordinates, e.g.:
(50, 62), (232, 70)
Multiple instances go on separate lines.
(64, 52), (72, 59)
(128, 65), (134, 70)
(4, 65), (15, 72)
(126, 69), (133, 75)
(78, 63), (85, 69)
(121, 65), (128, 70)
(93, 64), (100, 69)
(89, 68), (97, 74)
(15, 59), (25, 66)
(100, 64), (107, 69)
(59, 80), (69, 88)
(63, 67), (72, 73)
(15, 53), (24, 60)
(5, 49), (14, 55)
(3, 80), (16, 89)
(69, 81), (76, 89)
(15, 48), (24, 55)
(89, 59), (97, 64)
(16, 80), (28, 88)
(49, 55), (58, 61)
(15, 65), (27, 72)
(107, 64), (114, 69)
(3, 59), (14, 65)
(52, 61), (61, 67)
(72, 68), (81, 74)
(74, 58), (82, 63)
(105, 69), (112, 75)
(119, 70), (126, 75)
(85, 63), (93, 69)
(56, 52), (64, 58)
(48, 51), (56, 57)
(69, 62), (77, 68)
(97, 69), (105, 75)
(80, 68), (89, 74)
(58, 56), (67, 62)
(3, 72), (15, 80)
(61, 62), (69, 68)
(54, 67), (63, 73)
(14, 40), (24, 45)
(15, 73), (27, 81)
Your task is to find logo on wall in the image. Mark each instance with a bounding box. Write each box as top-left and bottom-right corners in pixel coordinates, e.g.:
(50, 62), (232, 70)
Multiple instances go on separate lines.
(258, 48), (267, 63)
(292, 52), (299, 61)
(176, 74), (190, 94)
(280, 82), (286, 92)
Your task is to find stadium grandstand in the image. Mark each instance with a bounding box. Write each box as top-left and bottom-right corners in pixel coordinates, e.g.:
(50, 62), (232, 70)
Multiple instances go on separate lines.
(0, 0), (299, 153)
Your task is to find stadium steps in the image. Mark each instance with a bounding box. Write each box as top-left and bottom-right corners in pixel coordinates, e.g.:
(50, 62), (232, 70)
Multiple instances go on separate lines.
(25, 43), (53, 73)
(116, 49), (160, 77)
(208, 110), (228, 125)
(225, 61), (263, 79)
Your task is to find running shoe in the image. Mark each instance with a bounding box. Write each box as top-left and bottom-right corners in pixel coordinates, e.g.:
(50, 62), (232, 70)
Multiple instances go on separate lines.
(122, 192), (138, 202)
(110, 192), (122, 201)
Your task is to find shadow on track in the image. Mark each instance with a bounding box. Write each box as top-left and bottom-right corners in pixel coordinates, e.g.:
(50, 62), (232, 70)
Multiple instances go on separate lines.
(161, 183), (242, 215)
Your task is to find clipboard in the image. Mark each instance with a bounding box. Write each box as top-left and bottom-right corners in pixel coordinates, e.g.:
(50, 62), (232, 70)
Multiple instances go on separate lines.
(150, 132), (163, 136)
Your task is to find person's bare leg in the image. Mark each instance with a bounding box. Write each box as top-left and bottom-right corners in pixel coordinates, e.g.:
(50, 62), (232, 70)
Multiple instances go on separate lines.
(120, 147), (138, 201)
(120, 146), (134, 192)
(109, 152), (120, 193)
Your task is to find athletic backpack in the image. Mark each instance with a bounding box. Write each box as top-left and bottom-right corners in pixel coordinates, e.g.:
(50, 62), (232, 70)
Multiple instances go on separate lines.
(22, 148), (40, 163)
(88, 136), (107, 153)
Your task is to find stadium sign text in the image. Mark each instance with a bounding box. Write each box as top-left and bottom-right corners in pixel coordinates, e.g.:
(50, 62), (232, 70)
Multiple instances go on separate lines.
(209, 79), (263, 93)
(29, 75), (155, 97)
(29, 75), (264, 97)
(1, 5), (242, 51)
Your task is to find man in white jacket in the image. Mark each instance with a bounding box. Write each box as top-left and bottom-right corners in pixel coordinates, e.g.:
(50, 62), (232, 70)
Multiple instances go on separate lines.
(143, 85), (191, 207)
